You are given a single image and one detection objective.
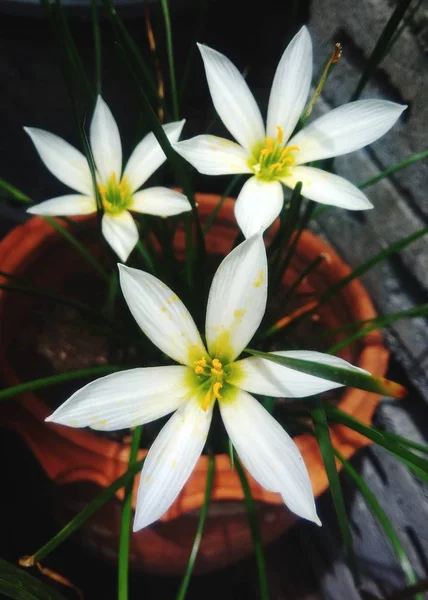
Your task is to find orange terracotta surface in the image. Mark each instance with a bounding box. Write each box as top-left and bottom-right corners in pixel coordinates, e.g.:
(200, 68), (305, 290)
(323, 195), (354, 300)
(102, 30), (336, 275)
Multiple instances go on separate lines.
(0, 194), (388, 573)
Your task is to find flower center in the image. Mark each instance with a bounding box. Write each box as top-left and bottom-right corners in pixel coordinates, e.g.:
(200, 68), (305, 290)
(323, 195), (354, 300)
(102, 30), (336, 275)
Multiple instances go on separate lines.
(193, 356), (227, 411)
(98, 173), (132, 215)
(248, 125), (299, 182)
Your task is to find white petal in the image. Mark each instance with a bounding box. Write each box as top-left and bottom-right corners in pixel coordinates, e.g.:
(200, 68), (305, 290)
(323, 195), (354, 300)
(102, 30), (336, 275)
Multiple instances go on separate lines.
(130, 187), (192, 217)
(102, 211), (139, 262)
(198, 43), (265, 151)
(173, 135), (251, 175)
(26, 195), (96, 216)
(205, 233), (267, 362)
(220, 389), (320, 525)
(90, 96), (122, 183)
(24, 127), (93, 195)
(283, 166), (373, 210)
(266, 26), (312, 142)
(234, 350), (368, 397)
(290, 100), (407, 165)
(119, 264), (206, 366)
(123, 120), (185, 193)
(45, 366), (190, 430)
(133, 397), (213, 530)
(234, 177), (283, 238)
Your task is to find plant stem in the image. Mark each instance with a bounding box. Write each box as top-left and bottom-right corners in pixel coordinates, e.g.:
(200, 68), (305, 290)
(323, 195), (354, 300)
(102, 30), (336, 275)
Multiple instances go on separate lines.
(176, 454), (215, 600)
(118, 426), (143, 600)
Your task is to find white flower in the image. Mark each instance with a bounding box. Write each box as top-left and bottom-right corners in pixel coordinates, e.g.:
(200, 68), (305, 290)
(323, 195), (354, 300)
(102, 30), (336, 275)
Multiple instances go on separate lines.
(25, 96), (192, 261)
(46, 234), (366, 530)
(173, 27), (406, 238)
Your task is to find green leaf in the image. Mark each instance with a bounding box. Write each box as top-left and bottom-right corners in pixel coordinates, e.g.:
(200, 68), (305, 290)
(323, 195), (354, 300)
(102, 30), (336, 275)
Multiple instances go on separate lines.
(281, 226), (428, 335)
(312, 148), (428, 222)
(326, 407), (428, 483)
(327, 303), (428, 354)
(118, 426), (143, 600)
(202, 175), (243, 234)
(0, 366), (121, 403)
(102, 0), (165, 113)
(91, 0), (102, 95)
(311, 403), (359, 582)
(42, 217), (109, 282)
(244, 348), (407, 399)
(359, 148), (428, 190)
(335, 449), (422, 598)
(351, 0), (413, 101)
(0, 558), (66, 600)
(234, 452), (269, 600)
(160, 0), (179, 120)
(0, 178), (32, 204)
(28, 457), (146, 564)
(176, 454), (215, 600)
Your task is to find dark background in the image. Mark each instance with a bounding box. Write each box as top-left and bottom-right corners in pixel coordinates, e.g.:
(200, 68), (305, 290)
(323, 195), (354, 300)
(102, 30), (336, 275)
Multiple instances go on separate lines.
(1, 0), (428, 598)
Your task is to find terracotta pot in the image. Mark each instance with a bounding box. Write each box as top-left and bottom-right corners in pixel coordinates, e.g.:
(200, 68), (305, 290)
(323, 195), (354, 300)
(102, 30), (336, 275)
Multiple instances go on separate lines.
(0, 194), (388, 574)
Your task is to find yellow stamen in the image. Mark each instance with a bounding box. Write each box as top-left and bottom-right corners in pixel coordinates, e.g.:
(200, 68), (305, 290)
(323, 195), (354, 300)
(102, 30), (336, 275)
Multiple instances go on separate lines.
(276, 125), (284, 145)
(284, 145), (300, 153)
(213, 382), (223, 400)
(212, 358), (223, 370)
(194, 365), (204, 375)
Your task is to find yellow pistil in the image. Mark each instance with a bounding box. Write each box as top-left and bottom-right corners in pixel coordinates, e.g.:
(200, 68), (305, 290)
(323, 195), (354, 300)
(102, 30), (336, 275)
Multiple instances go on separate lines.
(248, 126), (300, 182)
(98, 172), (132, 215)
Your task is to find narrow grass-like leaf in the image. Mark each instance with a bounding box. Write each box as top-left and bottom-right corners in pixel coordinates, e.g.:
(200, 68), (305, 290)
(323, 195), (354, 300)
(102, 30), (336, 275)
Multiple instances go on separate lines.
(282, 227), (428, 335)
(268, 181), (302, 258)
(111, 41), (206, 290)
(51, 0), (94, 104)
(202, 175), (243, 234)
(0, 558), (67, 600)
(351, 0), (413, 101)
(321, 228), (428, 306)
(0, 281), (100, 319)
(326, 407), (428, 483)
(118, 425), (143, 600)
(160, 0), (179, 120)
(335, 449), (422, 598)
(178, 0), (208, 103)
(262, 254), (324, 339)
(176, 454), (215, 600)
(43, 217), (109, 281)
(234, 452), (269, 600)
(328, 304), (428, 354)
(312, 148), (428, 222)
(244, 348), (406, 399)
(134, 240), (157, 274)
(311, 403), (359, 582)
(91, 0), (102, 95)
(0, 178), (32, 204)
(22, 457), (145, 565)
(0, 366), (121, 402)
(360, 148), (428, 190)
(102, 0), (166, 115)
(271, 199), (316, 293)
